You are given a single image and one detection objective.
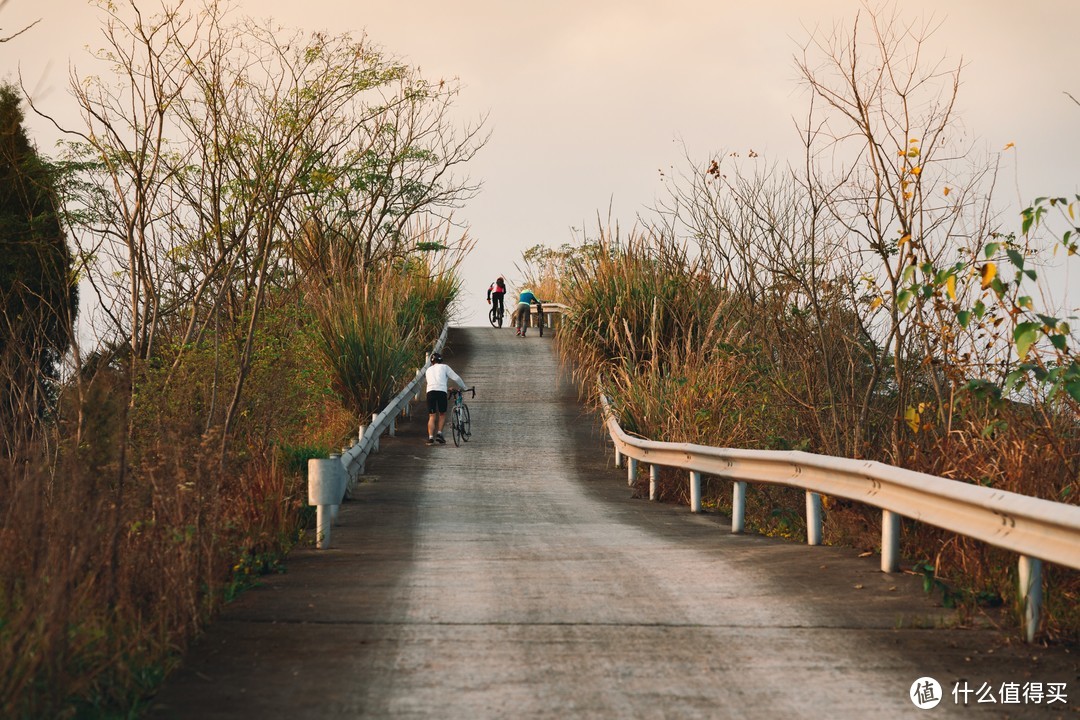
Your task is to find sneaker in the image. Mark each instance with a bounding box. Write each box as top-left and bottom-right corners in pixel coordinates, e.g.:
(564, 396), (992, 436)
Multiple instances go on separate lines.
(426, 437), (434, 445)
(436, 433), (446, 444)
(515, 329), (521, 336)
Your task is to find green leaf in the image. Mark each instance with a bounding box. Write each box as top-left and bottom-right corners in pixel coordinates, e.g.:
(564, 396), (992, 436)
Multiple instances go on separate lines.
(957, 310), (972, 328)
(1050, 334), (1067, 351)
(973, 300), (986, 319)
(983, 241), (1000, 259)
(1004, 368), (1027, 394)
(1014, 322), (1041, 360)
(964, 378), (1002, 402)
(901, 265), (916, 284)
(1025, 269), (1038, 281)
(1066, 380), (1080, 404)
(1006, 248), (1025, 270)
(1037, 314), (1059, 329)
(1017, 296), (1033, 310)
(897, 289), (913, 312)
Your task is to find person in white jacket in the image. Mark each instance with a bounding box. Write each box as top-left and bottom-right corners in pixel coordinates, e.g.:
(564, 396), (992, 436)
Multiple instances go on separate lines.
(424, 351), (469, 445)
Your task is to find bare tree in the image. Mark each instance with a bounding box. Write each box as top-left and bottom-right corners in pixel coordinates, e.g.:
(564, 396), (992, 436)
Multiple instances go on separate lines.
(793, 6), (1002, 458)
(31, 0), (486, 457)
(649, 6), (1001, 461)
(288, 70), (488, 284)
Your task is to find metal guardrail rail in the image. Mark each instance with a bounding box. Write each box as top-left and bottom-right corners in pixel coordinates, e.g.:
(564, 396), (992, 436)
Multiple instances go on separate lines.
(307, 324), (449, 549)
(600, 392), (1080, 642)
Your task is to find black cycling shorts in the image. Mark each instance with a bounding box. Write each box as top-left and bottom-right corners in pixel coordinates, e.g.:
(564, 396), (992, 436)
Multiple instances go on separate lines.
(427, 390), (448, 414)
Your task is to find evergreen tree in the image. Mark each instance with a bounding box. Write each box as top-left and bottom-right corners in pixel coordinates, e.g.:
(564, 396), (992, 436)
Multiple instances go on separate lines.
(0, 82), (77, 451)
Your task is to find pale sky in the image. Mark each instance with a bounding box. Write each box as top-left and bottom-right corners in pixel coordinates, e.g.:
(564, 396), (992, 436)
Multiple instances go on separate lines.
(3, 1), (1079, 326)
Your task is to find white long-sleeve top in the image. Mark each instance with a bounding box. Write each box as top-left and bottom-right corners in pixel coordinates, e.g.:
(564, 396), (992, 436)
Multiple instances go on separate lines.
(425, 363), (467, 393)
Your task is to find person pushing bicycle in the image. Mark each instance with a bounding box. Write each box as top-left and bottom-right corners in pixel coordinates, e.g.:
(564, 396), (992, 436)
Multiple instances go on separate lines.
(487, 277), (506, 326)
(513, 288), (543, 337)
(425, 351), (470, 445)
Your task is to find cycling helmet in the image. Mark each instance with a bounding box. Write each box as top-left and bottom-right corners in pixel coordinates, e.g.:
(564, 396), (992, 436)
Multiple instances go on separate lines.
(430, 351), (443, 363)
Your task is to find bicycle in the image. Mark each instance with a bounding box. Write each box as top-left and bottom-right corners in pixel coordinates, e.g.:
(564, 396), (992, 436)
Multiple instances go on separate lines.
(488, 304), (505, 328)
(535, 302), (544, 337)
(449, 387), (475, 446)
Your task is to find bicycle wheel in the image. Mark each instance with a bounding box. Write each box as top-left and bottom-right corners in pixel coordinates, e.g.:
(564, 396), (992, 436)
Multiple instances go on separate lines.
(538, 308), (545, 337)
(451, 406), (463, 446)
(460, 403), (472, 441)
(488, 306), (499, 327)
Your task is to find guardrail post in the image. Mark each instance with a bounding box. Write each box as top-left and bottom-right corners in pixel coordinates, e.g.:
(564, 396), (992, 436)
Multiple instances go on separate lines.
(649, 465), (659, 501)
(329, 453), (343, 524)
(308, 457), (345, 550)
(732, 481), (746, 534)
(389, 415), (396, 437)
(1018, 555), (1042, 643)
(627, 458), (638, 487)
(690, 471), (701, 513)
(372, 413), (380, 452)
(614, 447), (622, 469)
(806, 491), (822, 545)
(356, 425), (367, 475)
(881, 510), (901, 572)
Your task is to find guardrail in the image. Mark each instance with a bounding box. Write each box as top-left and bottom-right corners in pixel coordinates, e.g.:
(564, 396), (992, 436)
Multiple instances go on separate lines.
(537, 302), (569, 330)
(307, 324), (449, 549)
(600, 392), (1080, 642)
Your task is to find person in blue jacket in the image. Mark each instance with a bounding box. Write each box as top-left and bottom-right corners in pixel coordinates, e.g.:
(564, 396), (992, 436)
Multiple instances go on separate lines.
(513, 288), (542, 337)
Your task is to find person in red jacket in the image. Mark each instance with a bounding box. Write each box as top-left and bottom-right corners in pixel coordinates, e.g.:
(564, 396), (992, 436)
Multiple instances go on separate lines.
(487, 277), (506, 326)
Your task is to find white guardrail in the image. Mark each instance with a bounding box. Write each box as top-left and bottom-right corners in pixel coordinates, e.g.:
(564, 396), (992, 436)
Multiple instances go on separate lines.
(601, 392), (1080, 642)
(306, 324), (449, 550)
(537, 302), (569, 328)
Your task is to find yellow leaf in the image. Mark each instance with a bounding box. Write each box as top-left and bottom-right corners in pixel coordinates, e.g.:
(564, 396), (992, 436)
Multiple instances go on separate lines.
(1004, 142), (1015, 150)
(870, 297), (883, 310)
(910, 166), (922, 176)
(980, 262), (997, 289)
(899, 234), (911, 245)
(946, 275), (956, 300)
(909, 138), (919, 144)
(904, 191), (913, 200)
(904, 405), (921, 433)
(943, 187), (951, 196)
(906, 148), (920, 158)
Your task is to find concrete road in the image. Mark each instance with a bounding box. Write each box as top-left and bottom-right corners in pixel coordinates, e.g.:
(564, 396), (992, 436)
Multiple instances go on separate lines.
(149, 327), (1077, 719)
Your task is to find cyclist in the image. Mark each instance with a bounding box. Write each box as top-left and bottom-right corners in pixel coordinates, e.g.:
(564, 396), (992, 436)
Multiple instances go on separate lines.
(486, 276), (506, 325)
(424, 351), (469, 445)
(513, 288), (543, 337)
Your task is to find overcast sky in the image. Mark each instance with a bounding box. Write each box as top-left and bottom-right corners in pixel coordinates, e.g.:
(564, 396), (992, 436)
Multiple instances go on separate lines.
(3, 1), (1079, 325)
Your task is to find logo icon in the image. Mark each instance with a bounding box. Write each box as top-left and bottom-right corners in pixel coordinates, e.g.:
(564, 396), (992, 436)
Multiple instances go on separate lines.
(911, 677), (943, 709)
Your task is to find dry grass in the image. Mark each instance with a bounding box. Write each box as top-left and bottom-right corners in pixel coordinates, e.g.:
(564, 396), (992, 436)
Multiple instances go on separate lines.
(0, 427), (308, 718)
